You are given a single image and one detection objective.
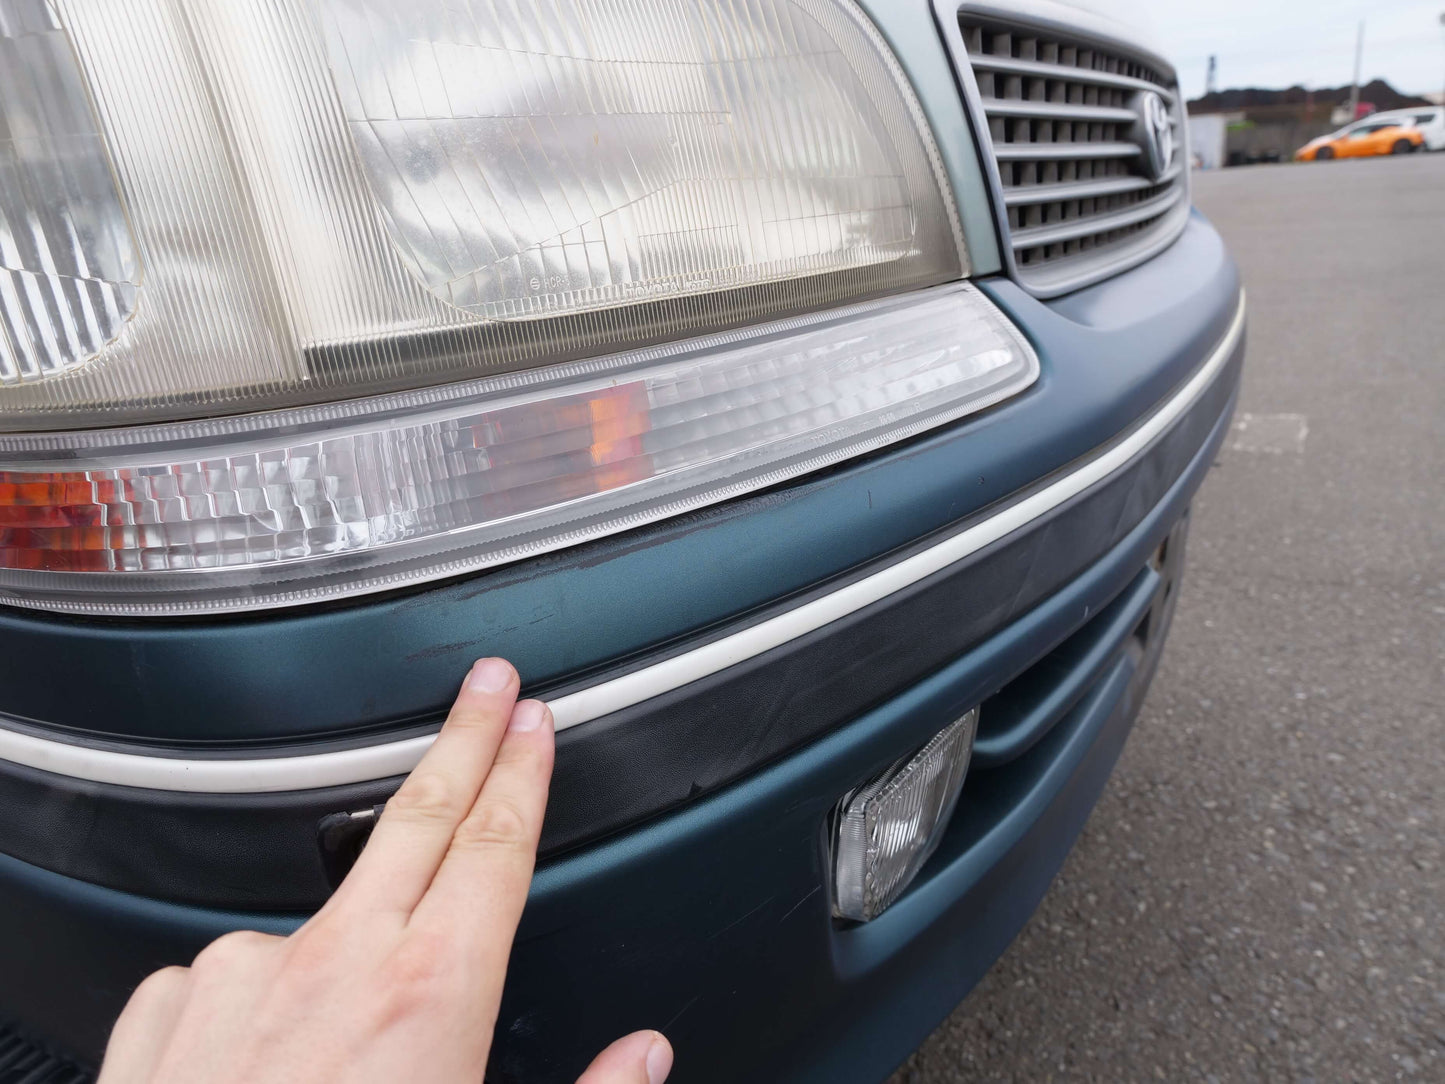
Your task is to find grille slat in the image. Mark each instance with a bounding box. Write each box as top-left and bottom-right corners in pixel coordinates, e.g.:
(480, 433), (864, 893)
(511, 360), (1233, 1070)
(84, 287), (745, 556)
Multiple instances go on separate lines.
(955, 14), (1189, 291)
(1002, 167), (1183, 206)
(982, 100), (1139, 124)
(992, 141), (1141, 162)
(1009, 185), (1184, 248)
(967, 53), (1176, 101)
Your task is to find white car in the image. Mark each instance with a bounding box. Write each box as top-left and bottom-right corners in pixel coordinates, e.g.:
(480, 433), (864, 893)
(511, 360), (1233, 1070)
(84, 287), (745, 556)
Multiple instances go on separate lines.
(1368, 107), (1445, 152)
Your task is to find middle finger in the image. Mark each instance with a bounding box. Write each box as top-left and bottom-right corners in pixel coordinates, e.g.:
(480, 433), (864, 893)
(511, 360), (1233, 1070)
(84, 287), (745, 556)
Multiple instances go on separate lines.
(329, 657), (520, 917)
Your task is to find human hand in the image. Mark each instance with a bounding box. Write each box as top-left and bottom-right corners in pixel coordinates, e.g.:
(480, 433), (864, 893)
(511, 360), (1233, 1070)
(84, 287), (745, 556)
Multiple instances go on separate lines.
(98, 658), (672, 1084)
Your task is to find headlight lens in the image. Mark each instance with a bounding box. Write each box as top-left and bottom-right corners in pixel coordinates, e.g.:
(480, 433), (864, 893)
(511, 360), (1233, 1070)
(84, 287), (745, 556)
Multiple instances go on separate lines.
(0, 0), (139, 385)
(0, 0), (1040, 615)
(0, 0), (964, 429)
(319, 0), (960, 324)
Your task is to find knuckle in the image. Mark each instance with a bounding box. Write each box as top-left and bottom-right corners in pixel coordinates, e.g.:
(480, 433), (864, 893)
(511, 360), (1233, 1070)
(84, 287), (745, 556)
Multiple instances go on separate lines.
(453, 797), (532, 851)
(387, 771), (460, 823)
(132, 965), (189, 1003)
(113, 967), (191, 1036)
(191, 929), (271, 974)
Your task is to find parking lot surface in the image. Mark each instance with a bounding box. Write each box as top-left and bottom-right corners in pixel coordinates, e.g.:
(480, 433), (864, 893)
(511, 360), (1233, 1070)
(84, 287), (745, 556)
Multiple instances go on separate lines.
(890, 155), (1445, 1082)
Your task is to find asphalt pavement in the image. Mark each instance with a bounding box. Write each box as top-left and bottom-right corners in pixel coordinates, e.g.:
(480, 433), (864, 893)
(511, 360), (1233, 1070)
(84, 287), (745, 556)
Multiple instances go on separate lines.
(889, 155), (1445, 1082)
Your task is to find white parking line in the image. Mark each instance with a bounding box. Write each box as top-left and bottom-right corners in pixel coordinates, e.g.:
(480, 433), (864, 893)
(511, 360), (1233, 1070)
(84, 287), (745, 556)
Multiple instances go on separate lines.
(1229, 412), (1308, 454)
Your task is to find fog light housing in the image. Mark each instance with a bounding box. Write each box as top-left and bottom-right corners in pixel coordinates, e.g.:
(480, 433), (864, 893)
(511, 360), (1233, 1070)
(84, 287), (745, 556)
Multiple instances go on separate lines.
(832, 708), (978, 922)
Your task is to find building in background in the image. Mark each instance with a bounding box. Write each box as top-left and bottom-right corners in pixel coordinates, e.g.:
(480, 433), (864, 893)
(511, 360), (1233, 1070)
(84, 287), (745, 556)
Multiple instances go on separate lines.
(1188, 113), (1229, 170)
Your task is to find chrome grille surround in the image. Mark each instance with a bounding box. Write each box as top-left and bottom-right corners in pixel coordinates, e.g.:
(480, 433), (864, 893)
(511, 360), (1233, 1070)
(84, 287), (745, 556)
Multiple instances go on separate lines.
(933, 3), (1190, 296)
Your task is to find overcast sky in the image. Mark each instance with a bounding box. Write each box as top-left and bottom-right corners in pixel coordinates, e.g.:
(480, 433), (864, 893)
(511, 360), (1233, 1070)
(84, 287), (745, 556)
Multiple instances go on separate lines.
(1144, 0), (1445, 98)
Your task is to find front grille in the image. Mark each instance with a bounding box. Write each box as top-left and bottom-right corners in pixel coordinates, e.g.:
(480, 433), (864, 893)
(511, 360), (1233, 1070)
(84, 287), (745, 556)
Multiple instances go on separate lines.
(954, 14), (1188, 292)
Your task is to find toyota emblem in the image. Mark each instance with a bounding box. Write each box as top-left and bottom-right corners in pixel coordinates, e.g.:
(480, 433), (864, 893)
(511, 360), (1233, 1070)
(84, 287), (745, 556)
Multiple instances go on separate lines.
(1136, 91), (1175, 181)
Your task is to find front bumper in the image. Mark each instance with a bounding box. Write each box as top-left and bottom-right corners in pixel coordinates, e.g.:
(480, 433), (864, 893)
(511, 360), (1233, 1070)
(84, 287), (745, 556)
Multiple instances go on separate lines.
(0, 214), (1242, 1080)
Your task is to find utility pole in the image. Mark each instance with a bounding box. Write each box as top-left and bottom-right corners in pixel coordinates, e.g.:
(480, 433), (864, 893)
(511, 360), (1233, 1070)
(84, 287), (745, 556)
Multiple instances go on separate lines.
(1347, 21), (1363, 120)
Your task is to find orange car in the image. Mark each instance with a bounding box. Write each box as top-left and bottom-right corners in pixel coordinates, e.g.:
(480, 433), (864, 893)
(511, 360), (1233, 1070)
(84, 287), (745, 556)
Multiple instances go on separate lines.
(1295, 118), (1425, 160)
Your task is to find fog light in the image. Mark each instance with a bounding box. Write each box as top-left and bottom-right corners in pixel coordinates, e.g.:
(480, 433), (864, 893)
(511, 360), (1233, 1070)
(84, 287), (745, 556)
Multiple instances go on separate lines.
(832, 708), (978, 922)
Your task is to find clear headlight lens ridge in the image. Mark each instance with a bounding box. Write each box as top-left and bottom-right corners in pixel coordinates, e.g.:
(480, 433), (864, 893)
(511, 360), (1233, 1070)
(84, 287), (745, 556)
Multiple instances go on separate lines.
(321, 0), (952, 322)
(0, 285), (1038, 615)
(0, 0), (964, 430)
(0, 0), (139, 385)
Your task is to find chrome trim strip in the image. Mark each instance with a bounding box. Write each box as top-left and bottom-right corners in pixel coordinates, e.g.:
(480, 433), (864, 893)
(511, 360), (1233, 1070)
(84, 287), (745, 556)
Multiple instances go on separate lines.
(0, 295), (1246, 793)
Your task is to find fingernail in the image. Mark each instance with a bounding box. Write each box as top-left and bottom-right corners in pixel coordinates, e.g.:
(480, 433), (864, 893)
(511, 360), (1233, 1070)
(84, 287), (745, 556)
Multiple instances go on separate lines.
(467, 657), (515, 694)
(507, 700), (550, 733)
(645, 1034), (673, 1084)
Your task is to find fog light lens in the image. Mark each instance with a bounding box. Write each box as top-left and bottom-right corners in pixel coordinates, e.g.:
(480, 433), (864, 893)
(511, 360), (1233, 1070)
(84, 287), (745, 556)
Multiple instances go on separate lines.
(832, 708), (978, 922)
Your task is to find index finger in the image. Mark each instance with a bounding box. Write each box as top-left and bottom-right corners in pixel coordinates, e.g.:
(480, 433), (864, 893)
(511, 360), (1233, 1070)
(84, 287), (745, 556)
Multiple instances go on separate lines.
(408, 698), (553, 970)
(328, 658), (521, 917)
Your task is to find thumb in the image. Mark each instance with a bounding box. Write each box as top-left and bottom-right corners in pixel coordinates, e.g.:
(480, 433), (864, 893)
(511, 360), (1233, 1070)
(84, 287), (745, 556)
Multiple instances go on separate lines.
(575, 1030), (672, 1084)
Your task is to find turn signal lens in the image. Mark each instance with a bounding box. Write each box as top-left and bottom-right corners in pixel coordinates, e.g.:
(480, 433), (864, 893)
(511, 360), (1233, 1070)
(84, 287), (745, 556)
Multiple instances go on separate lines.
(0, 287), (1037, 614)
